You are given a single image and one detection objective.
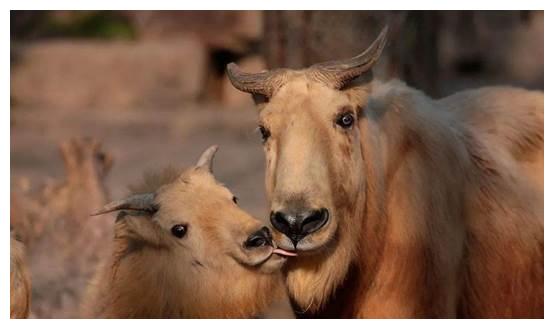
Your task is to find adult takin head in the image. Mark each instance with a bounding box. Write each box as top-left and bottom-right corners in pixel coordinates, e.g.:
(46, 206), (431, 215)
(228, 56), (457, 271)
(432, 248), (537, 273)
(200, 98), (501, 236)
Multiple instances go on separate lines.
(227, 27), (388, 253)
(227, 25), (543, 318)
(83, 146), (296, 318)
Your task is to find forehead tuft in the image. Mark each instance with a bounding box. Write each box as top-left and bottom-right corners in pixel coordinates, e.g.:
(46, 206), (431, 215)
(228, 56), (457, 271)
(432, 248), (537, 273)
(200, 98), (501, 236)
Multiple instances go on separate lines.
(264, 79), (349, 118)
(278, 75), (326, 94)
(176, 168), (232, 196)
(128, 166), (182, 194)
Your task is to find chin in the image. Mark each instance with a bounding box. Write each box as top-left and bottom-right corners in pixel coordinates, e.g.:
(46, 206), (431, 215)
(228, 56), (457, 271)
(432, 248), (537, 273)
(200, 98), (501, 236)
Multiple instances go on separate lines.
(236, 245), (287, 274)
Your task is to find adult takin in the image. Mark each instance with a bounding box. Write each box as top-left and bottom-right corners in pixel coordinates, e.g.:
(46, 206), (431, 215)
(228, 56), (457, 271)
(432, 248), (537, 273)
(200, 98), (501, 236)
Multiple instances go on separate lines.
(226, 27), (543, 318)
(82, 146), (296, 318)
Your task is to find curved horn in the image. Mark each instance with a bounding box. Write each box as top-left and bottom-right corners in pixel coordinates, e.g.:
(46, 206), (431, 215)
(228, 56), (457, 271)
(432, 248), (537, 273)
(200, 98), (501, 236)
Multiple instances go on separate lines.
(226, 63), (286, 98)
(196, 145), (218, 173)
(91, 193), (156, 216)
(309, 26), (388, 89)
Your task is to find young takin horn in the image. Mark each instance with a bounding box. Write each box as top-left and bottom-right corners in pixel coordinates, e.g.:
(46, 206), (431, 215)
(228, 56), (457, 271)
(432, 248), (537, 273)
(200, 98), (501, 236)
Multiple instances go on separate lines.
(195, 145), (219, 173)
(91, 193), (157, 216)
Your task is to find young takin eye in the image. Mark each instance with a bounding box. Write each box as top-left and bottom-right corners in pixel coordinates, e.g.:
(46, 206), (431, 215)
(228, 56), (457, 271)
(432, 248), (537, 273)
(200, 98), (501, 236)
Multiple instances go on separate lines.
(171, 224), (188, 238)
(232, 196), (238, 204)
(336, 112), (355, 129)
(258, 125), (271, 143)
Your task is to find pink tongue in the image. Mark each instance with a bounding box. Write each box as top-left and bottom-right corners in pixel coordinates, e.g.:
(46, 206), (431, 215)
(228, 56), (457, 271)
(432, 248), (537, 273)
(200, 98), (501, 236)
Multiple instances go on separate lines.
(272, 248), (298, 257)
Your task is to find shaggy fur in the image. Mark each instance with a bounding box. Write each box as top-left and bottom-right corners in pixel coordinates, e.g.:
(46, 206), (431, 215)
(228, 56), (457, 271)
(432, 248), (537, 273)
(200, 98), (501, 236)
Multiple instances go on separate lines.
(235, 74), (543, 318)
(11, 235), (31, 318)
(82, 154), (293, 318)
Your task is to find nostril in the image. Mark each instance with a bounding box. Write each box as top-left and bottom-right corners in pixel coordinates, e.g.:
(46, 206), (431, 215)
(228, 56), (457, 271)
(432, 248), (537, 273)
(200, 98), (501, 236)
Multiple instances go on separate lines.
(245, 228), (272, 249)
(270, 211), (292, 235)
(245, 236), (268, 248)
(260, 226), (271, 239)
(300, 208), (329, 235)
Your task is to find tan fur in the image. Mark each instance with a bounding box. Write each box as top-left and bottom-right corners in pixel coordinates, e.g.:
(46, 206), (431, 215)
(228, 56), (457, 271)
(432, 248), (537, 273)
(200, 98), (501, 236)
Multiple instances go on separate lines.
(248, 73), (543, 318)
(11, 235), (31, 318)
(438, 87), (544, 191)
(82, 162), (292, 318)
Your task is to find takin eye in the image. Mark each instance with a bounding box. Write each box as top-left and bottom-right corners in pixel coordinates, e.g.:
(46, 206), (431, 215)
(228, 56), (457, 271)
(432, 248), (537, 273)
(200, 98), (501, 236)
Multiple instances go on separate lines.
(336, 112), (355, 129)
(232, 196), (238, 204)
(258, 125), (271, 143)
(171, 224), (188, 239)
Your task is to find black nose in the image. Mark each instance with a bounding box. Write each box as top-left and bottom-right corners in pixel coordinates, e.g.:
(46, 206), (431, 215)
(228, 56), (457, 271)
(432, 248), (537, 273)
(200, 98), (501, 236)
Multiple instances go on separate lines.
(244, 227), (272, 249)
(270, 208), (329, 246)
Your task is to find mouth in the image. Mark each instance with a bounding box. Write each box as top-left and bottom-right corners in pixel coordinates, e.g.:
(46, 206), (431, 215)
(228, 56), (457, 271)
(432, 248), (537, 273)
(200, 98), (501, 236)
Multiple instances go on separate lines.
(273, 226), (337, 255)
(239, 245), (295, 274)
(272, 248), (297, 257)
(241, 226), (297, 269)
(257, 246), (298, 265)
(245, 226), (297, 258)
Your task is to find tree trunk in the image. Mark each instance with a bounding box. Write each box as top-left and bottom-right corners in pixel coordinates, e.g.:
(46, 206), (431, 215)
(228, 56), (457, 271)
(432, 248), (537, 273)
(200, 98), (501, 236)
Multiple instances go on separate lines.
(263, 11), (440, 97)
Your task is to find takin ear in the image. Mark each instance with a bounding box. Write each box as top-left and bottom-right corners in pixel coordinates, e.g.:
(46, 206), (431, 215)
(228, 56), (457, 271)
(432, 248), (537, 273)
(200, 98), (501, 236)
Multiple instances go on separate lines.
(90, 193), (158, 216)
(195, 145), (218, 174)
(251, 93), (269, 105)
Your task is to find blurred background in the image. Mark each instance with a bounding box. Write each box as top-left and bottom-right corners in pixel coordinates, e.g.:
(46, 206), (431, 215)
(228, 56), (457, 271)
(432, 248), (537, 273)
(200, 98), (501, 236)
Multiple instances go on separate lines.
(10, 10), (544, 318)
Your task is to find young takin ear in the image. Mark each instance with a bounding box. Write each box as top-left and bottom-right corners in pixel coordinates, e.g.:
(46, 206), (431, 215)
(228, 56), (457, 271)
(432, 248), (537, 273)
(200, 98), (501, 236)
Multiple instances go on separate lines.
(251, 93), (269, 105)
(113, 210), (166, 249)
(195, 145), (219, 173)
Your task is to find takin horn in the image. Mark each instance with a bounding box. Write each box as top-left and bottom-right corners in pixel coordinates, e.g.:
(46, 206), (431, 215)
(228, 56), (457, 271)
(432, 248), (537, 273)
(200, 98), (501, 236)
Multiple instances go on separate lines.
(226, 64), (287, 98)
(195, 145), (219, 173)
(309, 25), (388, 89)
(91, 193), (157, 216)
(226, 26), (388, 96)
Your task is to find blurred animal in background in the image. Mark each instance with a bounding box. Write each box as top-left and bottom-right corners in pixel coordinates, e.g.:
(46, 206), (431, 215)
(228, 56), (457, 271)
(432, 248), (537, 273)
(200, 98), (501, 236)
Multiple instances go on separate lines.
(10, 233), (31, 319)
(11, 137), (114, 318)
(82, 146), (294, 318)
(10, 192), (36, 247)
(40, 138), (113, 219)
(227, 27), (543, 318)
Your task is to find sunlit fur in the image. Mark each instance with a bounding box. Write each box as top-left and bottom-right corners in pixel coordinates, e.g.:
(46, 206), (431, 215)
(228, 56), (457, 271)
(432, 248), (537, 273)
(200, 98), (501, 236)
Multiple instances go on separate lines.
(11, 235), (31, 319)
(82, 165), (291, 318)
(255, 73), (543, 318)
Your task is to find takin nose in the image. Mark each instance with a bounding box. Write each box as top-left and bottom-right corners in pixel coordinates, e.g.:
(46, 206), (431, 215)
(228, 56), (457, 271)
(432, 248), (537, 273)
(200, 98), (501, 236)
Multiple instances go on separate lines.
(244, 227), (273, 249)
(270, 208), (329, 246)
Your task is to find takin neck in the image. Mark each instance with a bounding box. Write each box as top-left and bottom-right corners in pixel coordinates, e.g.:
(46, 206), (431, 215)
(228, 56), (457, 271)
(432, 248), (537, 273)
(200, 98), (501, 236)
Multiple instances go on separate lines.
(85, 237), (287, 318)
(283, 139), (383, 317)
